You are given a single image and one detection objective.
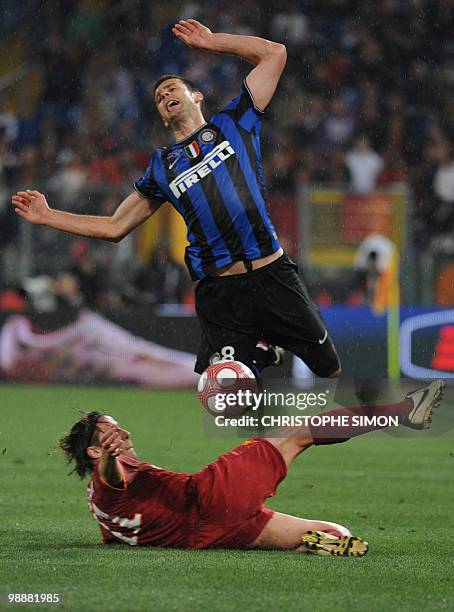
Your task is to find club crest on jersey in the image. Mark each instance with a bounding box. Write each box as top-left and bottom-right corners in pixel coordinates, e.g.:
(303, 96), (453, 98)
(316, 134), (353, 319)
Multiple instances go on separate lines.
(199, 128), (216, 144)
(169, 140), (235, 198)
(184, 140), (200, 159)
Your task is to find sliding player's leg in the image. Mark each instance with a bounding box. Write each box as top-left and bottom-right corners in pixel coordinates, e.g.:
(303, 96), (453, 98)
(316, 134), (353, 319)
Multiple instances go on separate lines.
(248, 511), (350, 549)
(265, 379), (445, 469)
(248, 511), (368, 556)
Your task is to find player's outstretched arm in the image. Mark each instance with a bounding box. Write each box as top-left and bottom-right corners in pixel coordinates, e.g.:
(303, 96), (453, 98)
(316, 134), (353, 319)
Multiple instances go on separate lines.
(173, 19), (286, 111)
(11, 190), (163, 242)
(97, 426), (125, 489)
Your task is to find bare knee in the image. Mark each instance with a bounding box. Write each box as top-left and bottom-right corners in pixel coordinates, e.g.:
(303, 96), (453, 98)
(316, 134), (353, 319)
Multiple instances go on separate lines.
(291, 434), (313, 452)
(265, 435), (312, 469)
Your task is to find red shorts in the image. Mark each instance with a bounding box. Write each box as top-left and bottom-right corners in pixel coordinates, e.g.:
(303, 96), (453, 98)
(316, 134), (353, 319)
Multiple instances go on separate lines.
(190, 438), (287, 549)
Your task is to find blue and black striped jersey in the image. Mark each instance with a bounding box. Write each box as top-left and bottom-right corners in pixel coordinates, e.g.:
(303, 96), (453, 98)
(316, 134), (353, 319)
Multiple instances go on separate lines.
(134, 80), (280, 280)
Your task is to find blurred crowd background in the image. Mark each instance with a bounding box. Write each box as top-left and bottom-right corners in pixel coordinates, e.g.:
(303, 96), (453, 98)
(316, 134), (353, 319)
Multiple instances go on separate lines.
(1, 0), (454, 313)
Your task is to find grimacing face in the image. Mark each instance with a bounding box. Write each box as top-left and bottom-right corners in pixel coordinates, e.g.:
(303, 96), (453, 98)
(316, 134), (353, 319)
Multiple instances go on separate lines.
(154, 78), (203, 125)
(91, 415), (137, 460)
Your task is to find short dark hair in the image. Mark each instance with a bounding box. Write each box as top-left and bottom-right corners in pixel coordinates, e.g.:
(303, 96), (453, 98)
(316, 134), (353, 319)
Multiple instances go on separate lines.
(153, 74), (200, 98)
(59, 411), (104, 479)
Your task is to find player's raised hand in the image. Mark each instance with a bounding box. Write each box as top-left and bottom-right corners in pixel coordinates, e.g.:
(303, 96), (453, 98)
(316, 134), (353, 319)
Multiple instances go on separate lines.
(99, 425), (123, 457)
(172, 19), (214, 50)
(11, 190), (50, 225)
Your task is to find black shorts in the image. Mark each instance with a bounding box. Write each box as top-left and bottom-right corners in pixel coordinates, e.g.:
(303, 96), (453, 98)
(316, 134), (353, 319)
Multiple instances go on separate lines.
(194, 253), (340, 377)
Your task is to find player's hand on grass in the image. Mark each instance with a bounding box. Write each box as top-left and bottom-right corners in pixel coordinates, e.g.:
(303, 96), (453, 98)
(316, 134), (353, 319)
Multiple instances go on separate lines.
(11, 190), (51, 225)
(99, 425), (123, 457)
(172, 19), (214, 50)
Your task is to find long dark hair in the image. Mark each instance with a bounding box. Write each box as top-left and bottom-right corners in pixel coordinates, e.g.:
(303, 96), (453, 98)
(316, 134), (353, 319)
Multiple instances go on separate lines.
(59, 411), (104, 479)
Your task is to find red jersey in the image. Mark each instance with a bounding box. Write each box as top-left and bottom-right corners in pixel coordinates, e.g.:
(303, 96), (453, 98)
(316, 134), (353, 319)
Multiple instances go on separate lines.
(87, 439), (287, 549)
(88, 456), (195, 547)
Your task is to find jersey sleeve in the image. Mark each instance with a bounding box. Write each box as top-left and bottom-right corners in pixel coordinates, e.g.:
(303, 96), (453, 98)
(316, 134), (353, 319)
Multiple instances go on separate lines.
(134, 152), (168, 203)
(216, 80), (265, 133)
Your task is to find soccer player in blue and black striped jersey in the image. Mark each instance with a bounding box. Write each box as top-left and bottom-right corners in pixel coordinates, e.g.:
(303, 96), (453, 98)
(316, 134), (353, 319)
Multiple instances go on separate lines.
(11, 19), (340, 380)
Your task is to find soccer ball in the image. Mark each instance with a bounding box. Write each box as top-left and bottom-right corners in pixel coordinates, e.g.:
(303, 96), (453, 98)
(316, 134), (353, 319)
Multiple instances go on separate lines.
(198, 360), (258, 417)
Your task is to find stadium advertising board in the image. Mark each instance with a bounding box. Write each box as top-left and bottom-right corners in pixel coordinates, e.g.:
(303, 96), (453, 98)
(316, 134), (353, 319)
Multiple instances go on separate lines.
(1, 307), (452, 385)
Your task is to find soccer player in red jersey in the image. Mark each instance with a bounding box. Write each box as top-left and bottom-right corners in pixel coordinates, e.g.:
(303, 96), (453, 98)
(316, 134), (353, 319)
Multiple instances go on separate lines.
(59, 380), (443, 556)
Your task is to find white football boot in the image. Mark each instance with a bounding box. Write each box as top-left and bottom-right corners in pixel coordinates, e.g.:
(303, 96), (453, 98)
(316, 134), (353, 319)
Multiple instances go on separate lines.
(403, 379), (445, 430)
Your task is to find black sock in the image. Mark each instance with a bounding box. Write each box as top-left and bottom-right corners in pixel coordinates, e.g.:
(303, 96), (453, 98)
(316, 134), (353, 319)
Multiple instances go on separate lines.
(252, 341), (273, 370)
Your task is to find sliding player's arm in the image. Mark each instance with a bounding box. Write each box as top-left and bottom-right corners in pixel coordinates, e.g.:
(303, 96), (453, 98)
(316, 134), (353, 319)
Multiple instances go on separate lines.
(97, 426), (125, 489)
(11, 190), (163, 242)
(173, 19), (286, 111)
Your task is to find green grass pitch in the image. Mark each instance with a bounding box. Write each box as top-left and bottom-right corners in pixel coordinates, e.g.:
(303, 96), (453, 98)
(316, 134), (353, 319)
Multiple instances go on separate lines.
(1, 384), (454, 611)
